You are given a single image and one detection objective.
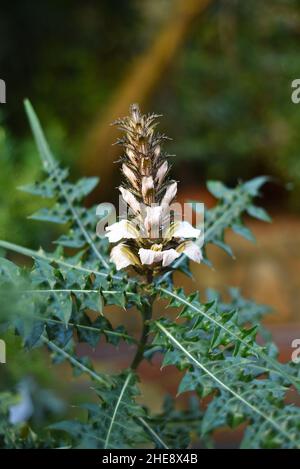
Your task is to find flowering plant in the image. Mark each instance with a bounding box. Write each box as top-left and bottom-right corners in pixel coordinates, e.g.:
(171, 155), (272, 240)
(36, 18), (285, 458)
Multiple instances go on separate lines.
(105, 104), (202, 276)
(0, 102), (299, 449)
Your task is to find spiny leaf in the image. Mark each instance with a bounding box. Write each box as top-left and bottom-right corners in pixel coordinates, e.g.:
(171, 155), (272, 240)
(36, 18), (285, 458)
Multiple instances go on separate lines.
(207, 180), (232, 199)
(24, 100), (109, 269)
(158, 287), (300, 391)
(231, 222), (256, 242)
(50, 373), (157, 449)
(246, 205), (272, 222)
(154, 320), (300, 449)
(24, 99), (56, 171)
(243, 176), (270, 196)
(160, 177), (271, 282)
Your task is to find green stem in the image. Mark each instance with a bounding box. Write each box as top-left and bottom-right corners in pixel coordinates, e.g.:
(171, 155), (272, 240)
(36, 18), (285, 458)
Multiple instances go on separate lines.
(130, 277), (154, 370)
(130, 300), (153, 370)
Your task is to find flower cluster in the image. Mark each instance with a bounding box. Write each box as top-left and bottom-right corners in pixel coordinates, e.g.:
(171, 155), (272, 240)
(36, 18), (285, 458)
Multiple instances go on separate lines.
(106, 104), (202, 276)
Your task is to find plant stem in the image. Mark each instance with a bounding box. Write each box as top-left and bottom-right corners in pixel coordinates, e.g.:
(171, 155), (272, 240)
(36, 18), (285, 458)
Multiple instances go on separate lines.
(130, 276), (154, 370)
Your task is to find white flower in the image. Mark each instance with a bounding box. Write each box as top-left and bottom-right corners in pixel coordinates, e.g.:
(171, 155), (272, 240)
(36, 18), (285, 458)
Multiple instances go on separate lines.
(177, 241), (202, 263)
(155, 161), (168, 186)
(126, 147), (137, 165)
(139, 247), (162, 265)
(9, 389), (33, 425)
(172, 221), (201, 239)
(105, 219), (139, 243)
(142, 176), (154, 204)
(139, 246), (180, 267)
(110, 243), (140, 270)
(161, 181), (177, 206)
(142, 176), (154, 193)
(144, 205), (163, 234)
(153, 144), (161, 162)
(119, 187), (140, 214)
(122, 164), (139, 190)
(161, 248), (180, 266)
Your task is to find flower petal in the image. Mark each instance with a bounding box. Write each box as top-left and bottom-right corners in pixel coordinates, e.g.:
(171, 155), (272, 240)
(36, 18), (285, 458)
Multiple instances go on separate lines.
(142, 176), (154, 204)
(153, 145), (161, 162)
(144, 205), (163, 234)
(126, 147), (137, 165)
(122, 164), (139, 190)
(161, 181), (177, 206)
(119, 187), (140, 214)
(161, 248), (180, 267)
(173, 221), (201, 239)
(177, 241), (202, 263)
(155, 161), (168, 186)
(111, 243), (140, 270)
(139, 248), (163, 265)
(105, 219), (139, 243)
(138, 247), (180, 267)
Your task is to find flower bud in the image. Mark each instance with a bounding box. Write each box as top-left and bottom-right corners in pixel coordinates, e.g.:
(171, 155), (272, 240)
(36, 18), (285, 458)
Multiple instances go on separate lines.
(126, 147), (137, 165)
(119, 187), (140, 215)
(142, 176), (154, 205)
(140, 156), (151, 176)
(155, 161), (168, 186)
(161, 181), (177, 206)
(130, 103), (141, 123)
(153, 145), (161, 162)
(122, 164), (139, 190)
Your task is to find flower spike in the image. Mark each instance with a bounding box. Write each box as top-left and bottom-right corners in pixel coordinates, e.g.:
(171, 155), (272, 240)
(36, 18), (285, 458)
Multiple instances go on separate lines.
(106, 104), (202, 277)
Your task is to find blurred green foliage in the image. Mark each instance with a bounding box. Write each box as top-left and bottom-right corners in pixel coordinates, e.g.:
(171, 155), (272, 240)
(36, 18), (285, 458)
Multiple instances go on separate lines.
(158, 0), (300, 207)
(0, 115), (68, 246)
(0, 0), (143, 246)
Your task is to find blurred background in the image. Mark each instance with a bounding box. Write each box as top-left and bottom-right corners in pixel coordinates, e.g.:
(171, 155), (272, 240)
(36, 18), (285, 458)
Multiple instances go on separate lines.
(1, 0), (300, 447)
